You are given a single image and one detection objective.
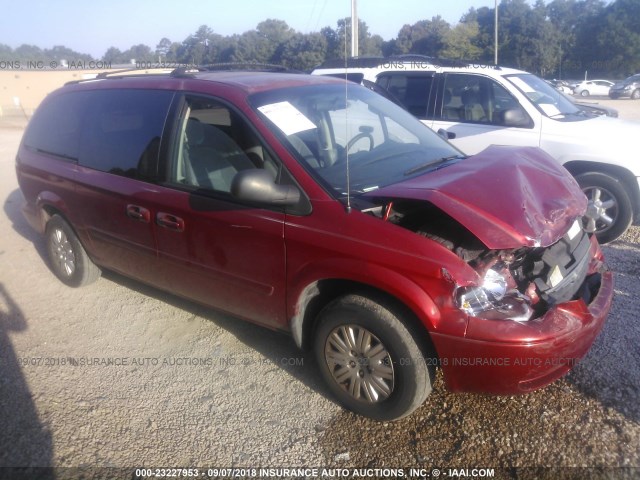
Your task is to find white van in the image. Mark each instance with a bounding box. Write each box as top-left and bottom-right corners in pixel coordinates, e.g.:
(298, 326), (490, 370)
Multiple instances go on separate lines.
(313, 56), (640, 243)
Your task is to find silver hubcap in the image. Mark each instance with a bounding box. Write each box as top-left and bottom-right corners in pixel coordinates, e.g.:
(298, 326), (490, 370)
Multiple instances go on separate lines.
(50, 228), (76, 276)
(324, 325), (395, 403)
(582, 186), (617, 234)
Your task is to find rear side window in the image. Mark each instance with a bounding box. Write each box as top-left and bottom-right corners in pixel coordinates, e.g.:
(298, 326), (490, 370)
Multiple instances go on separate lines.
(375, 73), (434, 119)
(79, 89), (173, 179)
(23, 91), (91, 161)
(24, 88), (173, 180)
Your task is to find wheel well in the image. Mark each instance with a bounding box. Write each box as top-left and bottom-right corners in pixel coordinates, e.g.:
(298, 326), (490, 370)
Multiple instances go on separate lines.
(41, 204), (58, 223)
(563, 161), (640, 217)
(294, 279), (437, 357)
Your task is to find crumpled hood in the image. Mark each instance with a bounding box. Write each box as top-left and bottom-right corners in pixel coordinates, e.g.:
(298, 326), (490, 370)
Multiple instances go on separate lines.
(365, 146), (587, 250)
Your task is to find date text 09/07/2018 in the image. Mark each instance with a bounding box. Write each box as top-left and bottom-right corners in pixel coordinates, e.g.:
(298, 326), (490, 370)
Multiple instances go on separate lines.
(133, 467), (497, 478)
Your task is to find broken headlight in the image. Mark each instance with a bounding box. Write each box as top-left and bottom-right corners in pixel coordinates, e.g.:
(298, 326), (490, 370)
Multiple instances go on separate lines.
(456, 266), (533, 322)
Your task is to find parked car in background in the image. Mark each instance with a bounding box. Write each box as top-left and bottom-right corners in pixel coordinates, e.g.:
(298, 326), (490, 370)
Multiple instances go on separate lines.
(548, 79), (573, 94)
(609, 74), (640, 99)
(16, 69), (613, 420)
(557, 91), (619, 117)
(313, 56), (640, 243)
(573, 80), (614, 97)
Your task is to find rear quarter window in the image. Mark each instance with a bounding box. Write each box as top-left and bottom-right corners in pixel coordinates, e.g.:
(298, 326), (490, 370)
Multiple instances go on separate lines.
(79, 89), (174, 180)
(23, 91), (91, 161)
(23, 88), (174, 181)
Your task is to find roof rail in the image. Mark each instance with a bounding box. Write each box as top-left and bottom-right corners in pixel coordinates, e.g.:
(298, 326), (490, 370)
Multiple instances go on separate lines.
(171, 62), (303, 78)
(94, 67), (178, 79)
(63, 67), (179, 85)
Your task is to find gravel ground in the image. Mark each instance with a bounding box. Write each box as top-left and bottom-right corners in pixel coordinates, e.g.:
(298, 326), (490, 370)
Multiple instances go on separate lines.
(1, 100), (639, 479)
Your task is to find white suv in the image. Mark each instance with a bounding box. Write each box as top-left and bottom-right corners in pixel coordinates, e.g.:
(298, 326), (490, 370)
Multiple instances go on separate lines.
(313, 56), (640, 243)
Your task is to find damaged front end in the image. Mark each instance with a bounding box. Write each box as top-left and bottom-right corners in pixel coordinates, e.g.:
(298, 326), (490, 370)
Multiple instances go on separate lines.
(360, 146), (613, 394)
(363, 146), (600, 324)
(455, 218), (592, 322)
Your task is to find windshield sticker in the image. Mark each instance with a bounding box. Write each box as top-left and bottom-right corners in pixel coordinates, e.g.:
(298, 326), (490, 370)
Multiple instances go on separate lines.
(538, 103), (562, 116)
(509, 77), (535, 93)
(258, 101), (317, 136)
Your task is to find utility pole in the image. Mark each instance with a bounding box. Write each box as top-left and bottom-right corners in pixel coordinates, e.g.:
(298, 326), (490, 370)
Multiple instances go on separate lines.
(351, 0), (359, 58)
(494, 0), (499, 65)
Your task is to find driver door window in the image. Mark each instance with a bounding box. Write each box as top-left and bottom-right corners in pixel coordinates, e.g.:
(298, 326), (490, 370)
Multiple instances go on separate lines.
(433, 74), (539, 155)
(172, 97), (278, 194)
(441, 74), (529, 127)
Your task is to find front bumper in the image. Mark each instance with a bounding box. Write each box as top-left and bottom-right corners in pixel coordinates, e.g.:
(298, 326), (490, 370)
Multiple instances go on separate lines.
(431, 237), (613, 394)
(609, 89), (630, 99)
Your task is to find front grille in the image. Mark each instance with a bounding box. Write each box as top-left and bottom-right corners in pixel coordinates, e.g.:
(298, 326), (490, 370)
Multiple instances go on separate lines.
(515, 228), (591, 306)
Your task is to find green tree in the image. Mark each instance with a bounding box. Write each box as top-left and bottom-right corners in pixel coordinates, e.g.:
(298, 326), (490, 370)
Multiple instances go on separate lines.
(13, 45), (44, 62)
(177, 25), (215, 64)
(102, 47), (124, 63)
(44, 46), (93, 62)
(121, 44), (155, 63)
(387, 17), (451, 56)
(586, 0), (640, 76)
(441, 21), (483, 60)
(155, 38), (172, 62)
(322, 18), (383, 59)
(279, 32), (328, 71)
(0, 44), (13, 61)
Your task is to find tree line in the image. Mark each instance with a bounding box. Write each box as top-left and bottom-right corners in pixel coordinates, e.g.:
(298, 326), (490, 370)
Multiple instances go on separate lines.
(2, 0), (639, 78)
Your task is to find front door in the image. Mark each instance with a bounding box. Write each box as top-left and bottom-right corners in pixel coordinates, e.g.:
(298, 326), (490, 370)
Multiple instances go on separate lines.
(430, 73), (541, 155)
(152, 95), (287, 327)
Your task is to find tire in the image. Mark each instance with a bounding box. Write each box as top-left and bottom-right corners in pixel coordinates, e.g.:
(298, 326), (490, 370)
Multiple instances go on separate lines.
(575, 172), (633, 244)
(631, 89), (640, 100)
(313, 294), (434, 420)
(45, 215), (101, 287)
(580, 90), (589, 97)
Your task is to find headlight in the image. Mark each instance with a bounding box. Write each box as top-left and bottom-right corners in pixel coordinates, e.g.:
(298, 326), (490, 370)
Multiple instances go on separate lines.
(483, 267), (508, 301)
(456, 267), (532, 322)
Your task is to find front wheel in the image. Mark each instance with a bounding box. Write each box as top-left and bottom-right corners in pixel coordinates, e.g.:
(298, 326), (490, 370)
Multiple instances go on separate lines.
(632, 89), (640, 100)
(575, 172), (633, 244)
(45, 215), (101, 287)
(313, 294), (434, 420)
(580, 90), (589, 97)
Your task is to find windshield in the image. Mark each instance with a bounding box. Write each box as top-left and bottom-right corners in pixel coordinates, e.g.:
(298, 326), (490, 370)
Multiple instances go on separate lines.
(250, 83), (463, 197)
(505, 73), (583, 120)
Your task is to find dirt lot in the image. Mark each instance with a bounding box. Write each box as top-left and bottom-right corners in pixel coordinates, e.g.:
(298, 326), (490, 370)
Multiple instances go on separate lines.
(1, 100), (640, 479)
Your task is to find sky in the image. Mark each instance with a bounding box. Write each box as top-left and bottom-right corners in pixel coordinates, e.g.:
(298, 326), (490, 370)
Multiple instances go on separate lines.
(2, 0), (500, 59)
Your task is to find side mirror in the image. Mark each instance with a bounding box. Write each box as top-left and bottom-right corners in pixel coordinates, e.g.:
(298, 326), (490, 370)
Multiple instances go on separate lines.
(503, 108), (531, 128)
(231, 169), (301, 206)
(437, 128), (456, 140)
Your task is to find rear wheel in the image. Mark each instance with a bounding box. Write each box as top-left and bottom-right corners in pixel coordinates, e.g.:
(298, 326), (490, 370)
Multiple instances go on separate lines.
(313, 294), (434, 420)
(632, 89), (640, 100)
(45, 215), (101, 287)
(575, 172), (633, 244)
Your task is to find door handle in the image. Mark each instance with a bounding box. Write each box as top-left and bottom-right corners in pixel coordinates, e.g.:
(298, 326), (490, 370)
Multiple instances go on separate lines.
(126, 204), (151, 223)
(156, 212), (185, 232)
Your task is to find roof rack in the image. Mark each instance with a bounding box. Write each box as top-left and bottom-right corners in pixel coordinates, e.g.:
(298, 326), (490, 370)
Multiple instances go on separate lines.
(94, 67), (176, 79)
(64, 63), (301, 85)
(63, 67), (176, 85)
(171, 63), (303, 78)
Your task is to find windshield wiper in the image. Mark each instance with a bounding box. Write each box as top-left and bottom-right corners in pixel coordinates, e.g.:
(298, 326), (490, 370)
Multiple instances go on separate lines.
(404, 154), (465, 176)
(548, 110), (588, 119)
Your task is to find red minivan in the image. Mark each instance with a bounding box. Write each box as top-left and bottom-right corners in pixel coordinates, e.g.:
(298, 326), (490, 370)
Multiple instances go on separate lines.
(16, 69), (613, 420)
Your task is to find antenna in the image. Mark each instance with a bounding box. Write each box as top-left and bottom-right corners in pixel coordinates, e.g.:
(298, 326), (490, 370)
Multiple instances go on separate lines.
(351, 0), (359, 58)
(344, 2), (352, 213)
